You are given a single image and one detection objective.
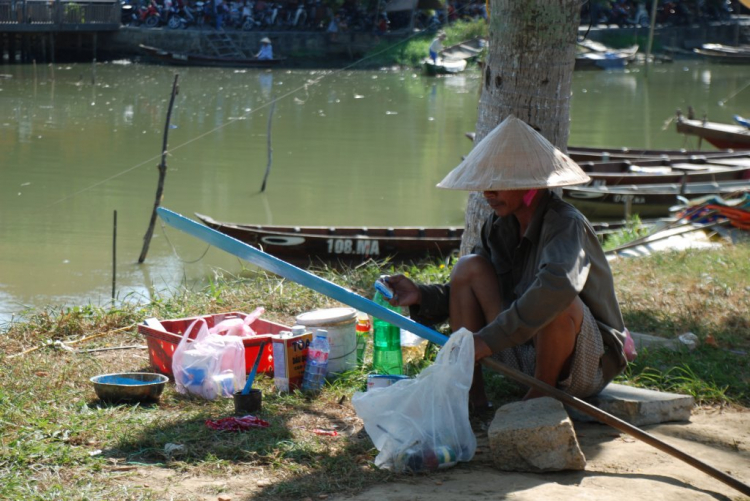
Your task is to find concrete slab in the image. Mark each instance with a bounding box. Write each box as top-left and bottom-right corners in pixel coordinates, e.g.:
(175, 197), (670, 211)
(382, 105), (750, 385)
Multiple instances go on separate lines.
(488, 397), (586, 472)
(566, 383), (694, 426)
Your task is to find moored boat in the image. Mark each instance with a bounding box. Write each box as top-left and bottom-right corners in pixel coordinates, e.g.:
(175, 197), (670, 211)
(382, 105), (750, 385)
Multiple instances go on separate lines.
(466, 132), (743, 163)
(423, 57), (467, 75)
(139, 44), (285, 68)
(563, 180), (750, 218)
(579, 154), (750, 186)
(422, 37), (485, 76)
(195, 213), (463, 265)
(693, 43), (750, 64)
(675, 113), (750, 150)
(194, 213), (642, 264)
(575, 41), (638, 70)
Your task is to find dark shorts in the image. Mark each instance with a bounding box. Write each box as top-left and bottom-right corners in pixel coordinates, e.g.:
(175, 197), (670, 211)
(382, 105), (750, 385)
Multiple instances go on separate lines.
(491, 303), (607, 398)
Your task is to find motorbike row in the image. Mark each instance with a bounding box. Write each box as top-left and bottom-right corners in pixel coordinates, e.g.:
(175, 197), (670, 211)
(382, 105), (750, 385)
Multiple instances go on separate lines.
(121, 0), (382, 31)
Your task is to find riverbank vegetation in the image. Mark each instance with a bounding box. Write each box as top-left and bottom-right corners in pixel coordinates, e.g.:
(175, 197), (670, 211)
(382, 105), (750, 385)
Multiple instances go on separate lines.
(1, 242), (748, 499)
(363, 19), (487, 68)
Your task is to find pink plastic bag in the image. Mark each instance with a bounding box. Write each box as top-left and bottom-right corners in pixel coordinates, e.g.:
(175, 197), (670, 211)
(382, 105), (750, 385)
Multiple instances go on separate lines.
(209, 307), (265, 338)
(172, 318), (246, 400)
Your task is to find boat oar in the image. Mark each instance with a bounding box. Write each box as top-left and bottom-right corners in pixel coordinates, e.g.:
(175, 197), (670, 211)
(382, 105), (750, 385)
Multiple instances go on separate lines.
(156, 207), (750, 497)
(242, 341), (267, 395)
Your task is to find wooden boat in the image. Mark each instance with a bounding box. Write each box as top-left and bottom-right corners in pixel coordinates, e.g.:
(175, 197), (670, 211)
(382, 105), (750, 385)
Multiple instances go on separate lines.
(139, 44), (285, 68)
(578, 154), (750, 186)
(563, 180), (750, 218)
(675, 114), (750, 150)
(195, 213), (464, 264)
(440, 37), (486, 62)
(575, 41), (638, 70)
(693, 43), (750, 64)
(194, 213), (645, 264)
(423, 57), (467, 75)
(422, 37), (484, 76)
(566, 145), (743, 163)
(466, 132), (742, 163)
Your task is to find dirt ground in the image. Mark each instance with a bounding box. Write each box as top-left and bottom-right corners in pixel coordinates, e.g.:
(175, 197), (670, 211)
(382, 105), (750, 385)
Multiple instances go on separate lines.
(122, 407), (750, 501)
(349, 408), (750, 501)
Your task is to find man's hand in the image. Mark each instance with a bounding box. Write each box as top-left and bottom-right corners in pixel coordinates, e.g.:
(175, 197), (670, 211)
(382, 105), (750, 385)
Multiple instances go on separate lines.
(383, 274), (421, 307)
(473, 335), (492, 362)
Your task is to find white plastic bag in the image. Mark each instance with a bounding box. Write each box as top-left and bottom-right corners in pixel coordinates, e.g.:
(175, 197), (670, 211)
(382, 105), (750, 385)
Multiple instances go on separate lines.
(172, 318), (246, 400)
(352, 328), (477, 473)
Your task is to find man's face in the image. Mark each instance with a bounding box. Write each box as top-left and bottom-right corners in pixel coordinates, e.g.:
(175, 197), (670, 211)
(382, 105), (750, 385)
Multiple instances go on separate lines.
(482, 190), (526, 217)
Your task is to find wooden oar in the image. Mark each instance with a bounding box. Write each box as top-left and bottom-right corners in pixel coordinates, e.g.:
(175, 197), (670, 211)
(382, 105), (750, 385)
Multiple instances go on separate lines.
(156, 207), (750, 497)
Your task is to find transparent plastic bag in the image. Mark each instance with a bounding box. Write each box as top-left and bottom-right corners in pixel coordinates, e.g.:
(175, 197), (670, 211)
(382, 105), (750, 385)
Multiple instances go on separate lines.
(352, 328), (477, 473)
(172, 318), (246, 400)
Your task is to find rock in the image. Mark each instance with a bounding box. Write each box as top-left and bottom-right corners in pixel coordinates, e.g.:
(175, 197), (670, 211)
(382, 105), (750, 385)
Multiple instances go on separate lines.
(567, 384), (694, 426)
(488, 397), (586, 472)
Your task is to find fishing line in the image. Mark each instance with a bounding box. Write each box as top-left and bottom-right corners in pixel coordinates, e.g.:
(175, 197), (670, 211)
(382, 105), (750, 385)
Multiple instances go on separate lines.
(718, 80), (750, 106)
(158, 218), (212, 264)
(40, 27), (444, 211)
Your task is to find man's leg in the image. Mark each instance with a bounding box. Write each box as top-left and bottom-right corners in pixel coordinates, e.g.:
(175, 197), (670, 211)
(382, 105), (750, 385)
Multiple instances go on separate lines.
(523, 296), (584, 400)
(447, 255), (502, 409)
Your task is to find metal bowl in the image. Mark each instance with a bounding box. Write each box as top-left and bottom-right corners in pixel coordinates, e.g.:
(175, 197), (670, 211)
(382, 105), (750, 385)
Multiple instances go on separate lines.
(90, 372), (169, 403)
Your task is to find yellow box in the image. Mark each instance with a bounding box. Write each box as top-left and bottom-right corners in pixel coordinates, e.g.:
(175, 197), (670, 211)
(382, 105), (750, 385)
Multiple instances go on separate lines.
(272, 331), (312, 392)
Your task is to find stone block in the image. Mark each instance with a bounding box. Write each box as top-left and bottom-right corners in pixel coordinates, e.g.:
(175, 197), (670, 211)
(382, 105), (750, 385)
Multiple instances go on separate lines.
(488, 397), (586, 472)
(567, 383), (694, 426)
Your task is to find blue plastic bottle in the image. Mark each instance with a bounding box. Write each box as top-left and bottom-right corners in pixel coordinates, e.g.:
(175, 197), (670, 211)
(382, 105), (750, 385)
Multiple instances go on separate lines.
(300, 329), (330, 393)
(372, 292), (403, 375)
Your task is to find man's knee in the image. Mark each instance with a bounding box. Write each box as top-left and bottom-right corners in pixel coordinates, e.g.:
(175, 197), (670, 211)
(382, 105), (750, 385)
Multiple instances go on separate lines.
(542, 296), (585, 338)
(449, 254), (494, 286)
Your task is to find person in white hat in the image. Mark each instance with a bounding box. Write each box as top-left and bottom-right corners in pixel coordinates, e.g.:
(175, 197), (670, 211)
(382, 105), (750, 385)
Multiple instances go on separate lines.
(384, 115), (627, 407)
(428, 31), (447, 64)
(255, 37), (273, 60)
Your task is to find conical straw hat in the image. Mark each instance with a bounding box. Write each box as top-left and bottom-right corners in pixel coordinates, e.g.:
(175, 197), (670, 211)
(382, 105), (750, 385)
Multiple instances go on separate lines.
(437, 115), (590, 191)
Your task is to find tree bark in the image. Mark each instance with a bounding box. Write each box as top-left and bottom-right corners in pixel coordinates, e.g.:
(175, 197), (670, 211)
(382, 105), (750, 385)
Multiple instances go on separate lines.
(461, 0), (581, 254)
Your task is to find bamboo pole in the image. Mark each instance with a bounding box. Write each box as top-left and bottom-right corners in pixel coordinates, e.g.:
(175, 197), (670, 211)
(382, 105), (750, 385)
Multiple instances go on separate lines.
(138, 74), (180, 263)
(481, 358), (750, 496)
(260, 101), (276, 193)
(7, 324), (136, 359)
(112, 210), (117, 301)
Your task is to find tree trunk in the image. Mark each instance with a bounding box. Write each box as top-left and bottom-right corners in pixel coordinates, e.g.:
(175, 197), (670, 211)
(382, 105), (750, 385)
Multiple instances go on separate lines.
(460, 0), (581, 254)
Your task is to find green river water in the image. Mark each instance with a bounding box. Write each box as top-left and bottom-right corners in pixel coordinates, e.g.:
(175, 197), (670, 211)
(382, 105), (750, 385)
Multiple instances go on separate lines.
(0, 59), (747, 324)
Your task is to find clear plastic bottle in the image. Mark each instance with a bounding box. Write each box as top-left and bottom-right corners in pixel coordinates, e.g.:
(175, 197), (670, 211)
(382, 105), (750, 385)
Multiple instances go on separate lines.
(372, 292), (403, 375)
(300, 329), (330, 393)
(355, 313), (371, 367)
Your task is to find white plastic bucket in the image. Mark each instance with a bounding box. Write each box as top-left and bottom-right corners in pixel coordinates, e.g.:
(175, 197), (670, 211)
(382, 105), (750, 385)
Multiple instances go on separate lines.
(296, 307), (357, 376)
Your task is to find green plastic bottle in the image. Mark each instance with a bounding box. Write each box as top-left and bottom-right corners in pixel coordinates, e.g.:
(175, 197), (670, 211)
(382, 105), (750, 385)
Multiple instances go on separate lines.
(372, 291), (403, 375)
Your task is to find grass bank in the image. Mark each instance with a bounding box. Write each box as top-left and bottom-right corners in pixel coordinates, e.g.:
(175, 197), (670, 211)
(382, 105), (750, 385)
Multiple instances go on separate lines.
(362, 19), (487, 68)
(1, 242), (748, 500)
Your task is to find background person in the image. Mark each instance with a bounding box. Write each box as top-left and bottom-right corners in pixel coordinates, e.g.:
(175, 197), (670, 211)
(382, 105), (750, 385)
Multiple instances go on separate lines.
(429, 31), (446, 63)
(255, 37), (273, 60)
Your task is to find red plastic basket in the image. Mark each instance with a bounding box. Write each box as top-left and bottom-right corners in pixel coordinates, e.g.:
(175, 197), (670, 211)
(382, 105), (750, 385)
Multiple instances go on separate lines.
(138, 312), (290, 379)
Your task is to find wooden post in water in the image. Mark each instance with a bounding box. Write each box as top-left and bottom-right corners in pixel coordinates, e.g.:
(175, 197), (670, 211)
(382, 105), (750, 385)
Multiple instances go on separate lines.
(91, 33), (97, 85)
(138, 74), (180, 263)
(112, 210), (117, 301)
(260, 101), (276, 193)
(644, 0), (658, 78)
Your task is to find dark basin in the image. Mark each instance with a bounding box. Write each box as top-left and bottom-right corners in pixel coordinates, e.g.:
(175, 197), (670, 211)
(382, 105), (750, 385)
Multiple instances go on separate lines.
(90, 372), (169, 403)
